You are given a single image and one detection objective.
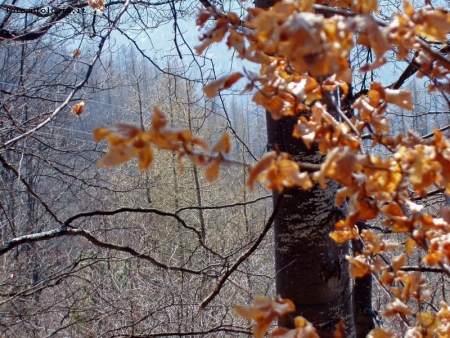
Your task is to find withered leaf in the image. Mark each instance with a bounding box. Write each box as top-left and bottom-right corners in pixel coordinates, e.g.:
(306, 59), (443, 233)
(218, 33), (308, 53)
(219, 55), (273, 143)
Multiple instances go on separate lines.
(72, 101), (85, 116)
(212, 132), (231, 153)
(203, 73), (243, 98)
(205, 159), (221, 182)
(72, 49), (82, 58)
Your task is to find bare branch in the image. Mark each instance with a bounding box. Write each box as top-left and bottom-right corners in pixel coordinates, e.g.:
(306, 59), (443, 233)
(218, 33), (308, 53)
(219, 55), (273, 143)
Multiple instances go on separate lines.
(0, 225), (207, 275)
(199, 193), (284, 310)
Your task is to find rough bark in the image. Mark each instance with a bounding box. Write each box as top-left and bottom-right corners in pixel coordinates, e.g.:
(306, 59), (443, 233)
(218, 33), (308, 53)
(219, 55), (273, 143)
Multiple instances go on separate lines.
(253, 2), (355, 335)
(352, 223), (376, 337)
(255, 0), (355, 337)
(353, 274), (376, 338)
(267, 115), (354, 336)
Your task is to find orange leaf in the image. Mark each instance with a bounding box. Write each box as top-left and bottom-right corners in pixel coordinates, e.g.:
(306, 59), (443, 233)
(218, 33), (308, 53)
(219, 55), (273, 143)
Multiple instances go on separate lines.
(137, 144), (154, 170)
(98, 146), (137, 167)
(203, 73), (243, 98)
(383, 298), (413, 317)
(392, 254), (406, 273)
(115, 123), (141, 139)
(333, 319), (345, 338)
(247, 152), (277, 190)
(88, 0), (104, 11)
(151, 107), (168, 129)
(72, 49), (82, 58)
(205, 159), (221, 182)
(93, 127), (112, 142)
(405, 237), (416, 256)
(72, 101), (85, 116)
(235, 296), (295, 338)
(212, 132), (231, 153)
(384, 88), (413, 110)
(367, 328), (396, 338)
(347, 255), (370, 278)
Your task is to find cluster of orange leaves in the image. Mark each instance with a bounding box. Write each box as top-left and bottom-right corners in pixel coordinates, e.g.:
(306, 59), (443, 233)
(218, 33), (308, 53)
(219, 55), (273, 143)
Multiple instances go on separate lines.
(234, 296), (338, 338)
(234, 295), (450, 338)
(93, 0), (450, 335)
(93, 107), (233, 182)
(195, 0), (450, 335)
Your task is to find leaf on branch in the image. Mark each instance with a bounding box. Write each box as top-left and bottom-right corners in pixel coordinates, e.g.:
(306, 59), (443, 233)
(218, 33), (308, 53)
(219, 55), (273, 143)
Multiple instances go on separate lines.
(330, 220), (358, 243)
(72, 49), (82, 58)
(347, 255), (370, 278)
(292, 316), (319, 338)
(72, 101), (85, 116)
(383, 298), (413, 317)
(333, 319), (345, 338)
(93, 107), (232, 174)
(235, 296), (294, 338)
(205, 159), (221, 182)
(417, 311), (438, 330)
(93, 127), (111, 142)
(392, 253), (406, 273)
(247, 152), (277, 190)
(384, 88), (413, 110)
(203, 73), (243, 98)
(247, 152), (312, 192)
(88, 0), (104, 11)
(195, 17), (230, 55)
(212, 132), (231, 153)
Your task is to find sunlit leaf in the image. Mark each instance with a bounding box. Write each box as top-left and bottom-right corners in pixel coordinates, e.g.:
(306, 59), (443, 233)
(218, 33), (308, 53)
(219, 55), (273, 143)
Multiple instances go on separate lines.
(203, 73), (243, 98)
(383, 298), (413, 317)
(72, 101), (85, 116)
(347, 255), (370, 278)
(88, 0), (104, 11)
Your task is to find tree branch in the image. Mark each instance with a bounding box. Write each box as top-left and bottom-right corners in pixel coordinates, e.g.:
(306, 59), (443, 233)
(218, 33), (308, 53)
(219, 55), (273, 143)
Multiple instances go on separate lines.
(175, 195), (271, 213)
(0, 225), (207, 275)
(199, 193), (284, 310)
(0, 2), (79, 40)
(63, 207), (224, 258)
(2, 0), (129, 148)
(0, 153), (61, 224)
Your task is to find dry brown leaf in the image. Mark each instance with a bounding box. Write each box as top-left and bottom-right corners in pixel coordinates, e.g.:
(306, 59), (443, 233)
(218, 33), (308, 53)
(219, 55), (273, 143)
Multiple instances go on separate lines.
(205, 159), (221, 182)
(72, 49), (82, 58)
(367, 328), (396, 338)
(88, 0), (104, 11)
(333, 319), (345, 338)
(383, 298), (413, 317)
(212, 132), (231, 153)
(72, 101), (85, 116)
(93, 127), (111, 142)
(203, 73), (243, 98)
(347, 255), (370, 278)
(235, 296), (295, 338)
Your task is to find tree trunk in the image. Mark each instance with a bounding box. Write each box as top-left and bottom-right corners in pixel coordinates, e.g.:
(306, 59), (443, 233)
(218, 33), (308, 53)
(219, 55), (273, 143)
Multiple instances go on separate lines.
(353, 224), (376, 338)
(266, 114), (354, 336)
(250, 1), (357, 334)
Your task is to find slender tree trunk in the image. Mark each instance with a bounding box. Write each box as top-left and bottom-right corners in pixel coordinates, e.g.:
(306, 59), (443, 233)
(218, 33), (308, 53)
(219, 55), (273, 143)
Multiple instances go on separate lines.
(353, 223), (376, 337)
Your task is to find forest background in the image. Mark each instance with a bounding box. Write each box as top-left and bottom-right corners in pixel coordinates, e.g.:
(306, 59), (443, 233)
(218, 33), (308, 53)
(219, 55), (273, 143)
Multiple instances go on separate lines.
(2, 0), (450, 337)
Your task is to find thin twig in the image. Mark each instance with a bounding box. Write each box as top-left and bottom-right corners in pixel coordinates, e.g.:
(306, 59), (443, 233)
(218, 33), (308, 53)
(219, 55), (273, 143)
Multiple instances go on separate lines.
(199, 193), (284, 309)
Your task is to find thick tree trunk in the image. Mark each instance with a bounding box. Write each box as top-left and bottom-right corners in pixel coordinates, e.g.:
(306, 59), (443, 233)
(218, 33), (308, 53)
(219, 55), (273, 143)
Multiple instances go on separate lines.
(267, 115), (354, 336)
(250, 2), (357, 335)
